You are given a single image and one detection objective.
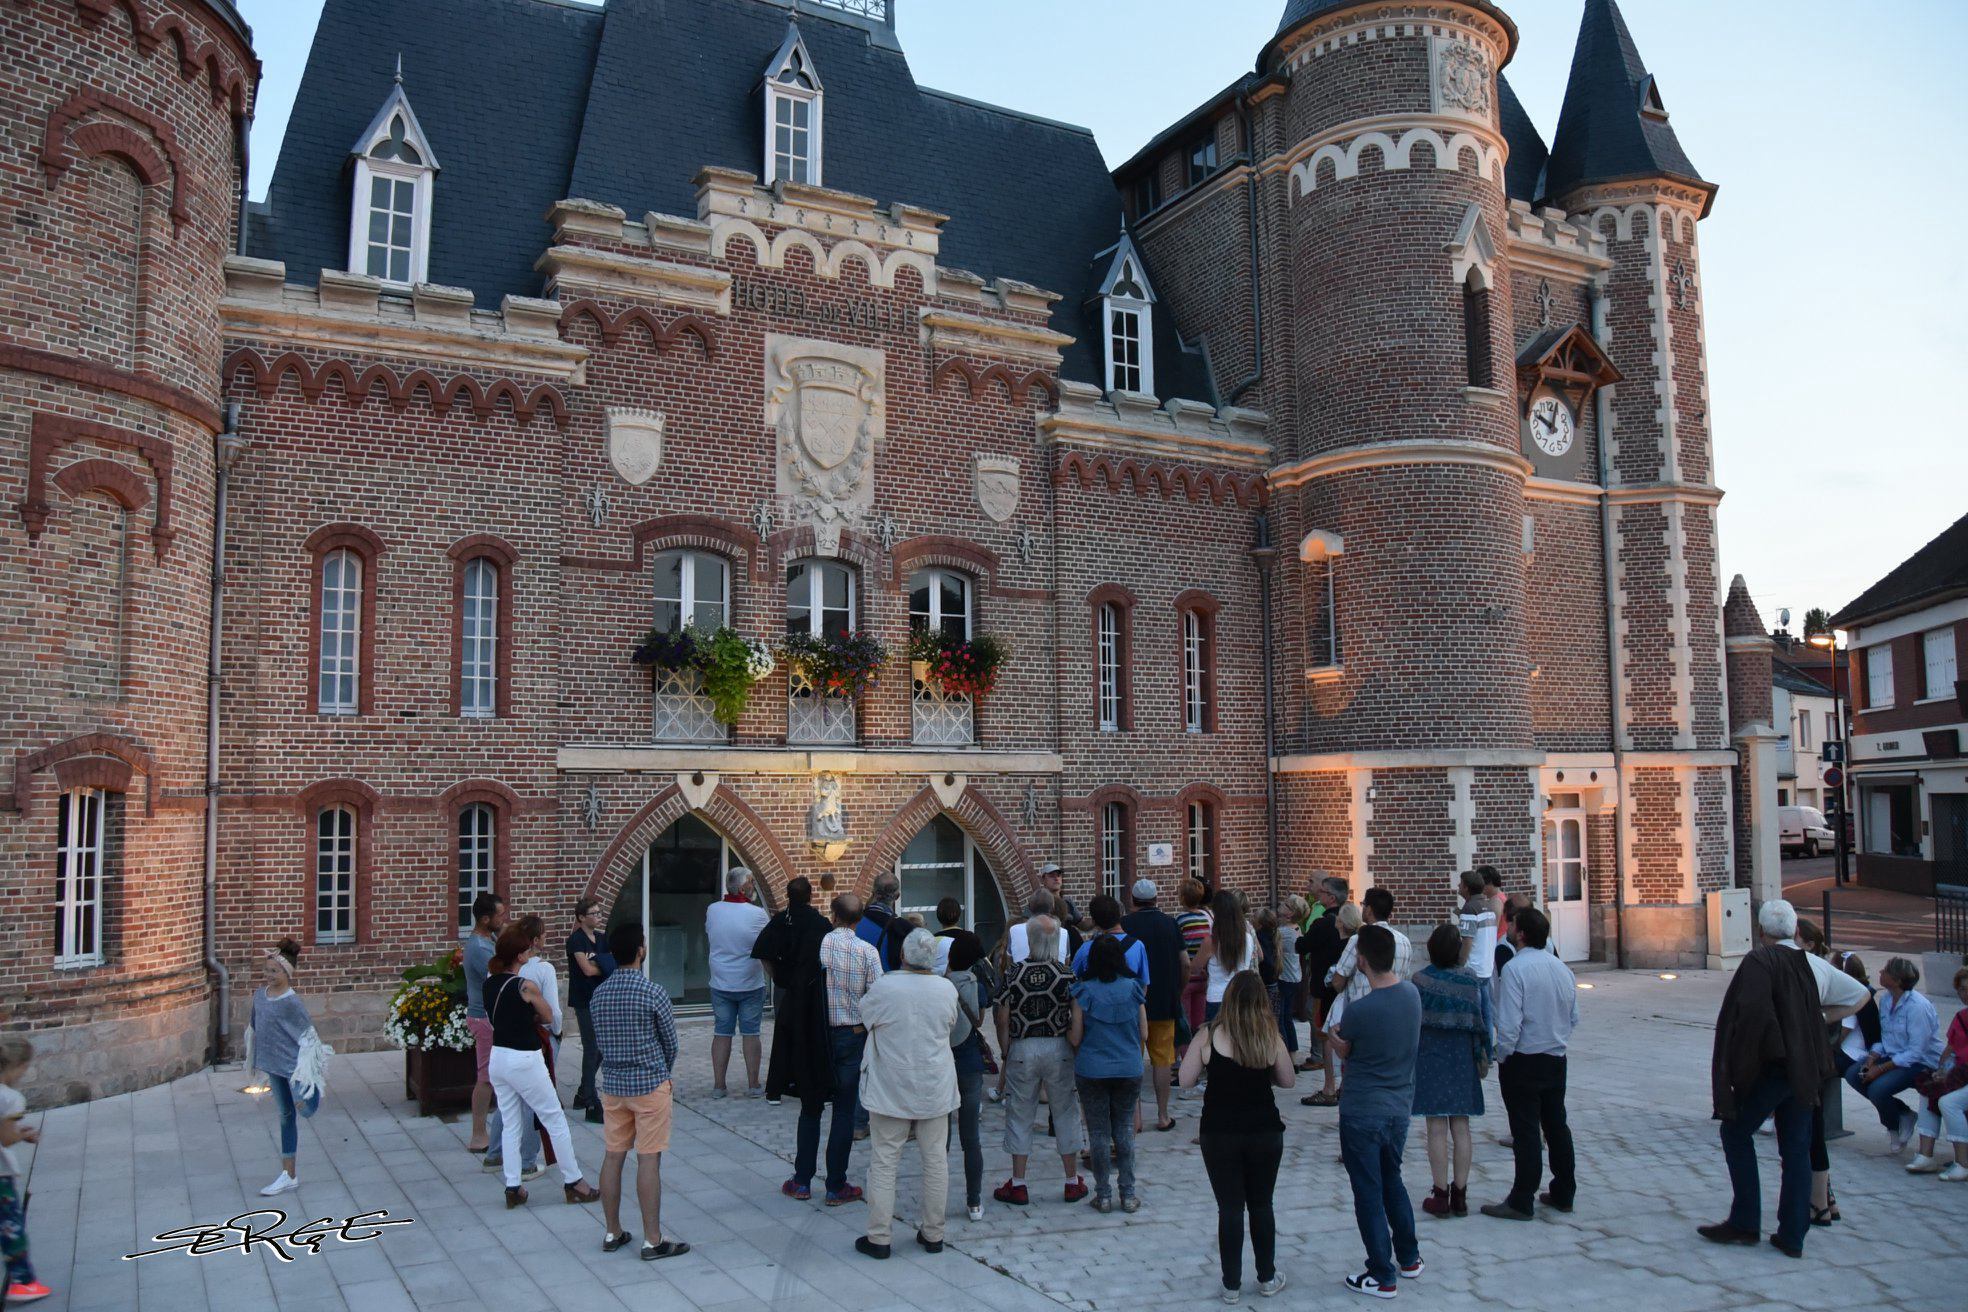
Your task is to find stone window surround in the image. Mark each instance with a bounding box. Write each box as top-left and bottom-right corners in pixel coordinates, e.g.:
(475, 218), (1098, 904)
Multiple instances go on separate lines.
(1091, 785), (1140, 904)
(346, 105), (437, 288)
(443, 779), (518, 938)
(761, 29), (824, 188)
(304, 524), (385, 718)
(1089, 583), (1137, 732)
(298, 779), (378, 949)
(1179, 781), (1228, 893)
(54, 787), (108, 970)
(448, 534), (518, 719)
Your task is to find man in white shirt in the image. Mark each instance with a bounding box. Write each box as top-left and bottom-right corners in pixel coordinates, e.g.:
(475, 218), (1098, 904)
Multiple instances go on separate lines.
(1006, 891), (1068, 965)
(1328, 888), (1413, 1002)
(1455, 870), (1497, 982)
(1481, 906), (1579, 1222)
(705, 867), (771, 1098)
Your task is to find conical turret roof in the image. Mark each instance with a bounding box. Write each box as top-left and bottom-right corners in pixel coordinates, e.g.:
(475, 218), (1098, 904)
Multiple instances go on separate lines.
(1544, 0), (1708, 206)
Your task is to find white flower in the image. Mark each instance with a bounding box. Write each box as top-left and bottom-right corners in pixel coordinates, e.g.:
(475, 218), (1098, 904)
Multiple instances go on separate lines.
(744, 637), (776, 681)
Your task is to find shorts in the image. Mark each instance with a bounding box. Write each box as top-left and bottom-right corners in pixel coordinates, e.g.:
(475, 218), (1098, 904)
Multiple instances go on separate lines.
(1145, 1020), (1176, 1068)
(710, 987), (766, 1037)
(468, 1016), (494, 1081)
(602, 1085), (674, 1156)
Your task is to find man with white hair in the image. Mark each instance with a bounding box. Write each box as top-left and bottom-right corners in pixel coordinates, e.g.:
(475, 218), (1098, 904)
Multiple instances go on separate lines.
(854, 928), (962, 1260)
(1699, 899), (1867, 1258)
(704, 867), (770, 1098)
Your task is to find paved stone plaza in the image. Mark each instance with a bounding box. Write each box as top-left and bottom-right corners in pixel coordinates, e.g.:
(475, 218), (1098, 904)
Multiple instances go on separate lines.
(14, 968), (1965, 1312)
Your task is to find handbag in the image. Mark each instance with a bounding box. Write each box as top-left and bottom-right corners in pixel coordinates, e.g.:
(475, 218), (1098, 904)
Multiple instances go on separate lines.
(1914, 1062), (1966, 1110)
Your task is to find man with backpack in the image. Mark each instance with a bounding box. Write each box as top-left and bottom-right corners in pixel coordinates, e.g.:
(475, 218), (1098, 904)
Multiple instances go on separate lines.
(856, 873), (910, 973)
(1120, 880), (1189, 1134)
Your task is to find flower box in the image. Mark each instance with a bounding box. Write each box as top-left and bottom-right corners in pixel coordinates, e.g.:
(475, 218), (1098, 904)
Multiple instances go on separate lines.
(404, 1043), (476, 1117)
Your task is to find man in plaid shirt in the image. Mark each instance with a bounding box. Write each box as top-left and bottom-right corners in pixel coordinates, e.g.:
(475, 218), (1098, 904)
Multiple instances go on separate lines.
(590, 922), (687, 1261)
(784, 895), (882, 1206)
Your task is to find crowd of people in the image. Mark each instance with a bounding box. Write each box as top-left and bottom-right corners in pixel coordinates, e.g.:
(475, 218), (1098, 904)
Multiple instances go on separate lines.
(8, 861), (1922, 1310)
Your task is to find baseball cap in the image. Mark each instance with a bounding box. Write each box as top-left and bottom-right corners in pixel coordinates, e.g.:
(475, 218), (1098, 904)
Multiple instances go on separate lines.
(1131, 878), (1159, 901)
(1037, 863), (1063, 877)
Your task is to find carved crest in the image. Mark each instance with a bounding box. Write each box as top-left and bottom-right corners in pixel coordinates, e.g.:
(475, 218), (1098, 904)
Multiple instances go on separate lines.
(974, 455), (1021, 524)
(605, 409), (665, 486)
(1433, 39), (1492, 120)
(765, 336), (886, 554)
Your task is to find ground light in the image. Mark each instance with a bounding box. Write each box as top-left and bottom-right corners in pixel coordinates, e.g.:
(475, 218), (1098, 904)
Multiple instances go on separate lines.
(242, 1082), (270, 1095)
(1658, 973), (1679, 981)
(1575, 982), (1595, 989)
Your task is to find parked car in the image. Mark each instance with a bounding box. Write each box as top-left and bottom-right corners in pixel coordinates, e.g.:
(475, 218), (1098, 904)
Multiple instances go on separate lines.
(1779, 805), (1834, 857)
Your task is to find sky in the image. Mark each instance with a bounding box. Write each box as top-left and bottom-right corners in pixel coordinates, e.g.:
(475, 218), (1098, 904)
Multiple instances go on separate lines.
(235, 0), (1966, 630)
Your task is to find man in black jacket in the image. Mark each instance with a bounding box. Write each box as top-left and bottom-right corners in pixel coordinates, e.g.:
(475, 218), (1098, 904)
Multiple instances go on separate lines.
(753, 878), (832, 1110)
(1298, 874), (1348, 1105)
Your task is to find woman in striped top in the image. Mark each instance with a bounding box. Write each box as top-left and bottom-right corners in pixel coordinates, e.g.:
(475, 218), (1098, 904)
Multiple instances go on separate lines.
(1174, 879), (1212, 1054)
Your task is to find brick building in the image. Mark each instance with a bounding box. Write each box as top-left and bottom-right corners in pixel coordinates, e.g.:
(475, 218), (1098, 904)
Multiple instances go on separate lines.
(2, 0), (1772, 1104)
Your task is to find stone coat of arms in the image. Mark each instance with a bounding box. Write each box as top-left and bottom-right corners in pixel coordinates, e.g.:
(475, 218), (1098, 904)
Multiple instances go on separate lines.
(605, 408), (665, 486)
(764, 335), (885, 555)
(974, 455), (1020, 524)
(1434, 39), (1492, 120)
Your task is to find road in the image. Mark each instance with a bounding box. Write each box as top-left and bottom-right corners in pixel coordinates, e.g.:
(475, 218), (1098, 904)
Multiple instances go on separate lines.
(1781, 853), (1938, 960)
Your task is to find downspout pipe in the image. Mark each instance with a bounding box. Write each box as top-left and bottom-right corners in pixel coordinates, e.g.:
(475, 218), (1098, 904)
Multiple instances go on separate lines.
(205, 404), (246, 1057)
(1225, 76), (1265, 408)
(1251, 512), (1281, 907)
(1588, 283), (1629, 969)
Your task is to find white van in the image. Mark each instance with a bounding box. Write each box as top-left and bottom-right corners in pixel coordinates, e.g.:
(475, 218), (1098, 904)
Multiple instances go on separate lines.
(1779, 805), (1834, 857)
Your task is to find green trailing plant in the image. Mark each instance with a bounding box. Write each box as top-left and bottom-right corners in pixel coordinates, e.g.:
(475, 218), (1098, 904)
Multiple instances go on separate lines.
(696, 627), (776, 724)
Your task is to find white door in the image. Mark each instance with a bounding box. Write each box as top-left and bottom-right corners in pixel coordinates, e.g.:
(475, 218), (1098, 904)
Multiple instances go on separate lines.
(1543, 811), (1589, 962)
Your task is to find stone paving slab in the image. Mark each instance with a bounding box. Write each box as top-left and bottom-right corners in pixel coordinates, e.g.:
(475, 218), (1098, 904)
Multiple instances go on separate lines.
(10, 968), (1967, 1310)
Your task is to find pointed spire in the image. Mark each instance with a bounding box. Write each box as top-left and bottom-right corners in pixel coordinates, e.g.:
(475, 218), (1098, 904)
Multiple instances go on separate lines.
(1544, 0), (1709, 208)
(393, 53), (403, 86)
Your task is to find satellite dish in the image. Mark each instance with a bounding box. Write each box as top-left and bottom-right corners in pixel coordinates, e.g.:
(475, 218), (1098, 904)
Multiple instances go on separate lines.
(1778, 608), (1791, 628)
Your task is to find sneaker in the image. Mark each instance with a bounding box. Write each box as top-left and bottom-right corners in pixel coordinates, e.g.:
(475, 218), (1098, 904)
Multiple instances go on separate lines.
(1121, 1194), (1142, 1214)
(1479, 1201), (1533, 1222)
(1344, 1272), (1396, 1299)
(519, 1163), (546, 1183)
(1256, 1273), (1288, 1298)
(766, 1094), (782, 1106)
(747, 1086), (765, 1099)
(1221, 1286), (1242, 1305)
(1906, 1154), (1943, 1174)
(1399, 1258), (1423, 1279)
(994, 1180), (1029, 1206)
(1090, 1195), (1115, 1213)
(967, 1203), (984, 1222)
(781, 1179), (812, 1202)
(1888, 1109), (1915, 1154)
(259, 1171), (297, 1197)
(712, 1087), (729, 1099)
(4, 1282), (51, 1305)
(985, 1086), (1003, 1104)
(1938, 1163), (1968, 1182)
(481, 1156), (504, 1173)
(825, 1185), (864, 1207)
(1062, 1177), (1089, 1204)
(602, 1230), (635, 1253)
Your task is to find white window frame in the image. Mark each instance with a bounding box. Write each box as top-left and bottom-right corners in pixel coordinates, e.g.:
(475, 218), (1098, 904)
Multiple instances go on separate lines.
(761, 28), (823, 187)
(56, 788), (105, 968)
(318, 547), (362, 715)
(1186, 799), (1213, 891)
(1866, 644), (1895, 709)
(1923, 627), (1957, 700)
(787, 559), (855, 639)
(1182, 609), (1208, 734)
(654, 549), (731, 634)
(457, 803), (495, 934)
(1825, 710), (1836, 743)
(1097, 242), (1156, 397)
(1795, 711), (1811, 752)
(1100, 801), (1128, 902)
(316, 805), (356, 946)
(908, 568), (972, 641)
(345, 89), (438, 287)
(461, 557), (498, 718)
(1097, 602), (1122, 731)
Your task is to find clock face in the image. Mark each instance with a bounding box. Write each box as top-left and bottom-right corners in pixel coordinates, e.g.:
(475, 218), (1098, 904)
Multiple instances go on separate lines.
(1528, 395), (1576, 457)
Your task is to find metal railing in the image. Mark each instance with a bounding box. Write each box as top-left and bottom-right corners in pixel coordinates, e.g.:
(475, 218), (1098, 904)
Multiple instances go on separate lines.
(911, 674), (973, 746)
(1937, 883), (1968, 956)
(810, 0), (888, 19)
(788, 668), (856, 745)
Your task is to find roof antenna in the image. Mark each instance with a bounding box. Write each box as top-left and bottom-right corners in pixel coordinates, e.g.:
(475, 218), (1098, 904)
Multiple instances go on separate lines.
(393, 53), (404, 86)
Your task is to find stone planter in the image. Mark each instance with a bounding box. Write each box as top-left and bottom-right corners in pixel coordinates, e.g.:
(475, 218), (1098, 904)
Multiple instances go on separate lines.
(404, 1045), (476, 1116)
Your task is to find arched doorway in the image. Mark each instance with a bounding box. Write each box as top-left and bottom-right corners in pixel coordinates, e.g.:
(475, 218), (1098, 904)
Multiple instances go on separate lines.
(895, 815), (1008, 955)
(608, 813), (750, 1006)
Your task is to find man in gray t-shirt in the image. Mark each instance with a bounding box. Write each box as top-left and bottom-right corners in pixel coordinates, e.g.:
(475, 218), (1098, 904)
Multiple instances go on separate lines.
(1330, 925), (1424, 1298)
(464, 894), (507, 1155)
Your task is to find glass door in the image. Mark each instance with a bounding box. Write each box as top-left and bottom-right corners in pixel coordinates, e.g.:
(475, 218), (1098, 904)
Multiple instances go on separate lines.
(895, 816), (1009, 960)
(608, 814), (744, 1007)
(1542, 804), (1589, 963)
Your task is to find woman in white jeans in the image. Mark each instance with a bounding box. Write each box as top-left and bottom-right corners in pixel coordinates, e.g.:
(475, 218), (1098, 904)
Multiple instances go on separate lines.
(486, 925), (601, 1208)
(1906, 966), (1968, 1182)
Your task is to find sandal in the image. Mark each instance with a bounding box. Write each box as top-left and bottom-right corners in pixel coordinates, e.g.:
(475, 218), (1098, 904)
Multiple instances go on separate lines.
(1301, 1091), (1339, 1107)
(1810, 1205), (1837, 1227)
(1155, 1118), (1177, 1133)
(641, 1239), (690, 1261)
(565, 1181), (602, 1205)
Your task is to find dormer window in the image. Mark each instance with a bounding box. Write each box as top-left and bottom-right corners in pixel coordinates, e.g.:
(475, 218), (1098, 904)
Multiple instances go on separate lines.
(762, 25), (823, 186)
(1188, 134), (1218, 187)
(346, 68), (439, 286)
(1095, 234), (1157, 397)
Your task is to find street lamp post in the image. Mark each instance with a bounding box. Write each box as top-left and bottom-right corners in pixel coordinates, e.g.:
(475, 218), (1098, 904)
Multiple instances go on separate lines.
(1808, 631), (1850, 886)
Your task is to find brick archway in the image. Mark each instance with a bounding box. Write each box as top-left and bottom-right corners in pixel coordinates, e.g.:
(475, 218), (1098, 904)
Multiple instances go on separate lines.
(584, 781), (797, 915)
(852, 785), (1036, 911)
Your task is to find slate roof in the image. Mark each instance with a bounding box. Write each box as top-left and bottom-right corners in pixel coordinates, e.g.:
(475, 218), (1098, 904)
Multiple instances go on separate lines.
(251, 0), (1137, 395)
(1544, 0), (1707, 205)
(1497, 74), (1548, 203)
(1832, 511), (1968, 628)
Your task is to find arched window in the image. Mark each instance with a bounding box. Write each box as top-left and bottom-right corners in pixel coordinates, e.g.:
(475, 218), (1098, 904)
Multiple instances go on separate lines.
(787, 559), (855, 639)
(1098, 603), (1124, 731)
(457, 803), (495, 933)
(315, 805), (357, 945)
(319, 548), (362, 715)
(1301, 531), (1345, 674)
(1463, 275), (1494, 388)
(654, 550), (730, 633)
(1186, 799), (1216, 893)
(1099, 800), (1132, 902)
(908, 568), (972, 641)
(346, 76), (440, 285)
(761, 25), (823, 186)
(460, 558), (498, 717)
(1176, 592), (1220, 733)
(55, 788), (106, 968)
